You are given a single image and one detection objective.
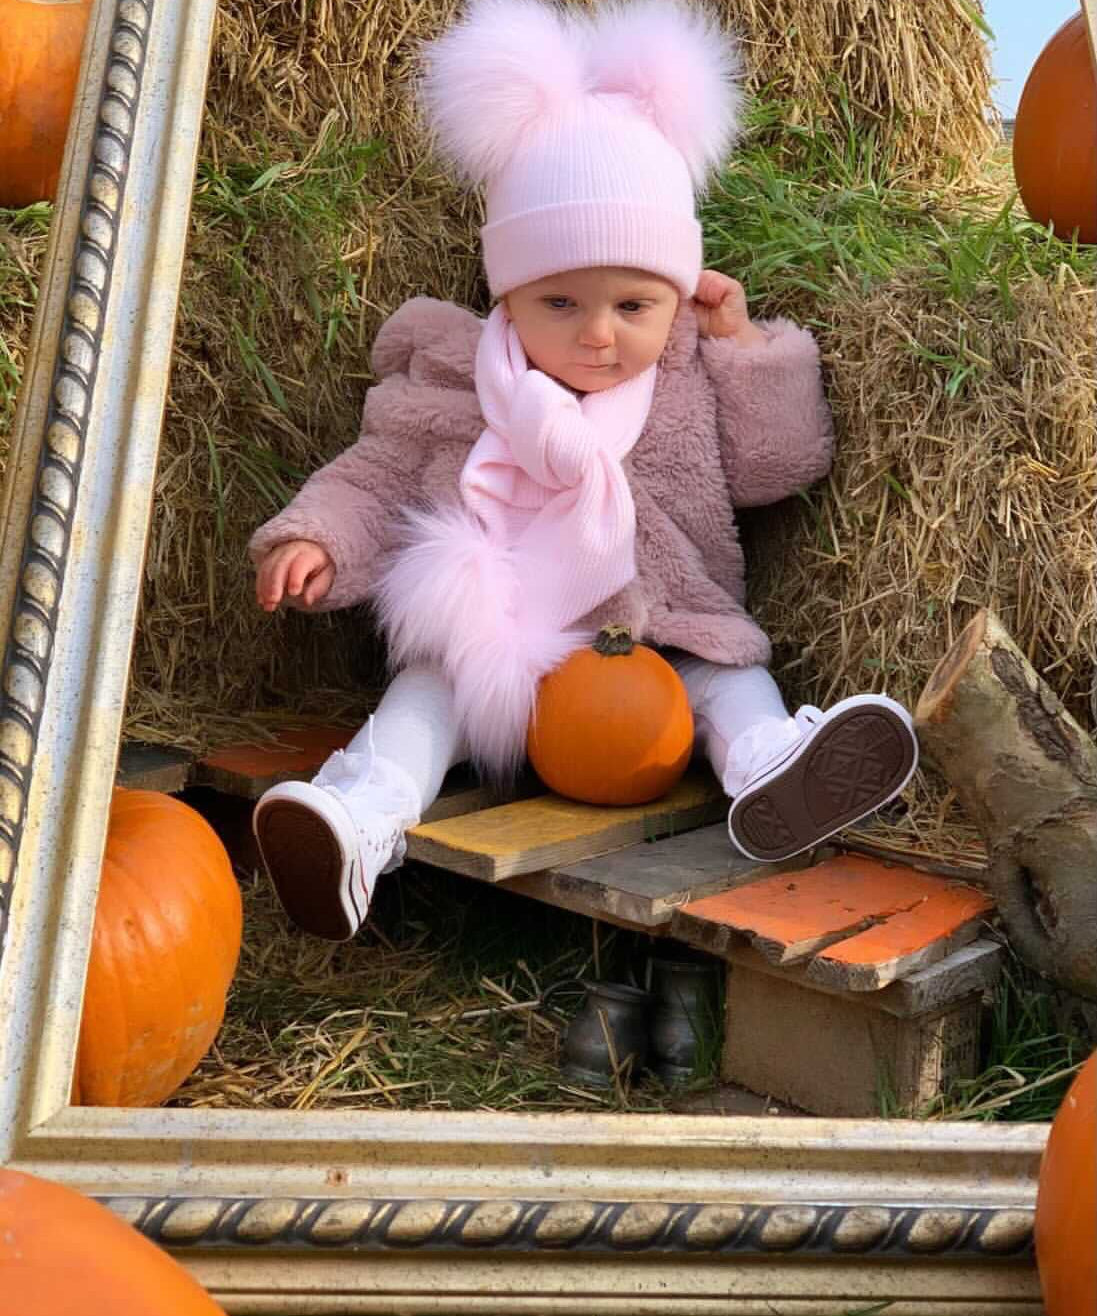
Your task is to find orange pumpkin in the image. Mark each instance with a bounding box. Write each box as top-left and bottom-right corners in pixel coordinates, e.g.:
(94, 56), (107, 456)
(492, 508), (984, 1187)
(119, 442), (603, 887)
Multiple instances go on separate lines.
(528, 625), (694, 806)
(73, 788), (242, 1106)
(0, 1168), (226, 1314)
(1012, 12), (1097, 245)
(0, 0), (93, 208)
(1035, 1050), (1097, 1316)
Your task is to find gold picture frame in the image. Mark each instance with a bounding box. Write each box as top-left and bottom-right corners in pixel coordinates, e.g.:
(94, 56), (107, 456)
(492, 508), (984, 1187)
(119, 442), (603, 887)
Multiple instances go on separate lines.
(0, 1), (1054, 1310)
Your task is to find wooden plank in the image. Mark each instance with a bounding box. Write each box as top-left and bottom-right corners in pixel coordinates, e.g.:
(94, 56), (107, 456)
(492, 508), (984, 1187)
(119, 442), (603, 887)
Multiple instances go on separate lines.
(193, 724), (532, 818)
(718, 938), (1003, 1020)
(406, 769), (725, 881)
(502, 824), (802, 930)
(670, 854), (973, 966)
(194, 723), (355, 798)
(116, 741), (193, 793)
(421, 767), (539, 823)
(805, 884), (994, 991)
(722, 958), (985, 1118)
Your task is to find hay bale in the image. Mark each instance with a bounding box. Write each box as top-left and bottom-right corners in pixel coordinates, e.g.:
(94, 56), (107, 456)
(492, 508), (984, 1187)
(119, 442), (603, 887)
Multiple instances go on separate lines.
(728, 0), (997, 185)
(0, 212), (50, 431)
(744, 274), (1096, 735)
(0, 0), (1008, 755)
(128, 0), (483, 748)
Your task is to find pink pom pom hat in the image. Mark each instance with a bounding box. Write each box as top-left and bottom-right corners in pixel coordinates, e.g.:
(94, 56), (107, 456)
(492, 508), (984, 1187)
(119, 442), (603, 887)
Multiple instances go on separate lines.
(418, 0), (744, 299)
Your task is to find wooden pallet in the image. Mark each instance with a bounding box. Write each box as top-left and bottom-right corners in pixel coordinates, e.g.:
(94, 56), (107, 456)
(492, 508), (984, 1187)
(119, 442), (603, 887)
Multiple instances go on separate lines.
(406, 769), (728, 882)
(670, 853), (995, 989)
(120, 725), (1006, 1118)
(666, 855), (999, 1116)
(501, 824), (798, 931)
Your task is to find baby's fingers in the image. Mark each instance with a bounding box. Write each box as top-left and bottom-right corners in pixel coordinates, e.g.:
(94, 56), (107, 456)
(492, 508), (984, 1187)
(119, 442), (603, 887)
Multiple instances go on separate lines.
(284, 553), (316, 600)
(301, 564), (335, 607)
(256, 555), (289, 611)
(693, 270), (724, 306)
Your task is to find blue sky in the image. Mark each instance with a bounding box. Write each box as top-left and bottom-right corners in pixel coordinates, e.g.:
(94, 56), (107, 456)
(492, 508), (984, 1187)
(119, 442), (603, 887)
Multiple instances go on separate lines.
(983, 1), (1083, 116)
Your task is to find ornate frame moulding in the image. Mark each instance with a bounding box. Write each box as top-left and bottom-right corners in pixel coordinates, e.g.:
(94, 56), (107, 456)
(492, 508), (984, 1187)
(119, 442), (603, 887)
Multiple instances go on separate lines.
(0, 0), (1050, 1311)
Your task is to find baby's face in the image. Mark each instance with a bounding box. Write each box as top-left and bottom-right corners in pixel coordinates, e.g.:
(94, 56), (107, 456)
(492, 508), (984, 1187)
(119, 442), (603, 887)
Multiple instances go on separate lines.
(504, 267), (679, 393)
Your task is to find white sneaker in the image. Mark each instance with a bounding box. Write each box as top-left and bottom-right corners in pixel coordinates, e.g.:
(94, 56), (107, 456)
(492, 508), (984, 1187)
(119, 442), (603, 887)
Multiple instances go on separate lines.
(252, 748), (421, 941)
(725, 694), (919, 863)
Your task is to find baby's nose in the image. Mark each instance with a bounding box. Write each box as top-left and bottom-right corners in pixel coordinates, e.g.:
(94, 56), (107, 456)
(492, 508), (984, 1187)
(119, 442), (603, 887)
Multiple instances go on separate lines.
(579, 313), (614, 348)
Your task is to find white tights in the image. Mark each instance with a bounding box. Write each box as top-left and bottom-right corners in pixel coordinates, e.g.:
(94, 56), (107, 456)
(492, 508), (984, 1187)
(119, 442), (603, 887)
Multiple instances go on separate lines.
(332, 656), (795, 818)
(344, 665), (469, 813)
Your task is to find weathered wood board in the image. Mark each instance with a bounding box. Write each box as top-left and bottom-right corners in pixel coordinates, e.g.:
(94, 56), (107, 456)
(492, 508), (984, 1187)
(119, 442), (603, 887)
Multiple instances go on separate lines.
(407, 770), (726, 881)
(422, 768), (540, 823)
(502, 824), (802, 930)
(671, 853), (993, 974)
(116, 741), (194, 793)
(194, 723), (355, 798)
(722, 937), (1004, 1019)
(805, 883), (995, 991)
(193, 725), (536, 819)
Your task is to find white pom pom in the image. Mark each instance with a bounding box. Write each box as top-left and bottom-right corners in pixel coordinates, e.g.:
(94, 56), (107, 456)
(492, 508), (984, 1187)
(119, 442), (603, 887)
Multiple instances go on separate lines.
(585, 0), (743, 186)
(418, 0), (587, 184)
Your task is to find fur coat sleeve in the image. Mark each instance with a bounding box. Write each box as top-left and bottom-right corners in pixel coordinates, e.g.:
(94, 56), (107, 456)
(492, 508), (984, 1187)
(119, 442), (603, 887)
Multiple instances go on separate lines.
(247, 297), (483, 611)
(698, 317), (834, 507)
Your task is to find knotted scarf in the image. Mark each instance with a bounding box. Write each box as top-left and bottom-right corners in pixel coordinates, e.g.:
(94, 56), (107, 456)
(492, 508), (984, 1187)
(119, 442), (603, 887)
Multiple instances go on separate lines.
(374, 303), (656, 778)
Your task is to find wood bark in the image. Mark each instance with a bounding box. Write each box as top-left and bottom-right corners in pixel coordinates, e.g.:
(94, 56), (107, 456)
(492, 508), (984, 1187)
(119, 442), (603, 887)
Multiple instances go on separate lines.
(915, 609), (1097, 1000)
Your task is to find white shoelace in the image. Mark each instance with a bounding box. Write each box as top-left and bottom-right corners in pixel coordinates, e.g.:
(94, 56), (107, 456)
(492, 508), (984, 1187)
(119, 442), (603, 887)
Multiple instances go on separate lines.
(313, 720), (422, 870)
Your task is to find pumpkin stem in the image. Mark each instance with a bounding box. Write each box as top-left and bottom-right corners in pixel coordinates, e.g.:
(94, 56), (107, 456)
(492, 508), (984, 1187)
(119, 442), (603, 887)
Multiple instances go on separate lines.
(593, 625), (635, 657)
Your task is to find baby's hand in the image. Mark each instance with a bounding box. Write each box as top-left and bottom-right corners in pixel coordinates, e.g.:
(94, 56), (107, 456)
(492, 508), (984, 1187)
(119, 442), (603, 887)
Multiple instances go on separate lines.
(256, 540), (335, 612)
(692, 270), (769, 347)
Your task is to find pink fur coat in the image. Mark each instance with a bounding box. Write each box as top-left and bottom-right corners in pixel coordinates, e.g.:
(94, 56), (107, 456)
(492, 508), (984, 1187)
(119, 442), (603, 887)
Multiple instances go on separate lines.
(249, 295), (833, 673)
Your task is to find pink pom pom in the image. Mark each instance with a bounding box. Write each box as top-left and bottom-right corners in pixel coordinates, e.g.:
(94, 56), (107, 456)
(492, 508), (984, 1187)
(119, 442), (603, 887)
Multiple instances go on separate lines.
(418, 0), (587, 184)
(586, 0), (743, 186)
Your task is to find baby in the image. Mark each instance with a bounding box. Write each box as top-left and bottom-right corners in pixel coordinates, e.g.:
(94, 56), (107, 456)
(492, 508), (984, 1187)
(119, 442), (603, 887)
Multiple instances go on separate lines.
(248, 0), (918, 941)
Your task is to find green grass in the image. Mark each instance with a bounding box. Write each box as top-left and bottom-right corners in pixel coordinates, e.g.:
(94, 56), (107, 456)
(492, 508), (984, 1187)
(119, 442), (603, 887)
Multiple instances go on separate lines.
(919, 955), (1088, 1123)
(184, 123), (384, 520)
(191, 122), (382, 362)
(701, 97), (1097, 322)
(0, 202), (52, 429)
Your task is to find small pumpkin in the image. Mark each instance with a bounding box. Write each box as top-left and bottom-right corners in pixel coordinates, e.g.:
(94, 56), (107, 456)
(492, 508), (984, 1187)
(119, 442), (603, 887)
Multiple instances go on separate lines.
(528, 625), (694, 806)
(1012, 12), (1097, 245)
(1034, 1050), (1096, 1316)
(73, 788), (242, 1106)
(0, 0), (93, 208)
(0, 1168), (227, 1314)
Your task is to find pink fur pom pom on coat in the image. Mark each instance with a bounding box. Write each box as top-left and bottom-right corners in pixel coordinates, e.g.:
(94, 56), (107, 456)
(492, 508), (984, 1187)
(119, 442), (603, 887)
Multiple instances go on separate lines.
(249, 297), (834, 776)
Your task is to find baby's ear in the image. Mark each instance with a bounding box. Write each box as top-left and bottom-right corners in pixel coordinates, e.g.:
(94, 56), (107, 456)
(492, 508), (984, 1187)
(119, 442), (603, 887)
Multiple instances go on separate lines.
(586, 0), (744, 187)
(418, 0), (586, 184)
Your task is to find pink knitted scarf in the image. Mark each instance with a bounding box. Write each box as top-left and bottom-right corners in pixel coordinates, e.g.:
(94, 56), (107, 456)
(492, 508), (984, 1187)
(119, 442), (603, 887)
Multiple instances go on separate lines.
(374, 304), (656, 778)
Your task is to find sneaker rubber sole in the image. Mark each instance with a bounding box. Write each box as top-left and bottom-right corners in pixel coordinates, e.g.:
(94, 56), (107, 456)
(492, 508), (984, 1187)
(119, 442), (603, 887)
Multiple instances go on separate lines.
(253, 799), (363, 941)
(727, 701), (918, 863)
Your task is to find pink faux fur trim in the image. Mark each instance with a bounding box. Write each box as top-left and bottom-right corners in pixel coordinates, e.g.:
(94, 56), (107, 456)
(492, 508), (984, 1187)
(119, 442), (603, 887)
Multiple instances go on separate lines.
(373, 503), (590, 781)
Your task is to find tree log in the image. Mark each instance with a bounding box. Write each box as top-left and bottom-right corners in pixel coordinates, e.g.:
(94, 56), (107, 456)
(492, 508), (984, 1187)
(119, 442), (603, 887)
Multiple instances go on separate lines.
(915, 609), (1097, 1000)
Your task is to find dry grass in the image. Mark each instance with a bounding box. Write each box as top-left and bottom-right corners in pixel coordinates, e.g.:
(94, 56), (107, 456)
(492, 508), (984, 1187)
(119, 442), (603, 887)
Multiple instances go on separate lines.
(0, 0), (1001, 752)
(746, 273), (1096, 732)
(723, 0), (998, 185)
(170, 842), (682, 1114)
(2, 1), (1087, 1122)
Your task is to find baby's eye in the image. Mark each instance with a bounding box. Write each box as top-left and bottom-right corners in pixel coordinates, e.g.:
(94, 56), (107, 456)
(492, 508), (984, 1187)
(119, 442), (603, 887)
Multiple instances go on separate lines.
(544, 296), (573, 310)
(619, 300), (645, 313)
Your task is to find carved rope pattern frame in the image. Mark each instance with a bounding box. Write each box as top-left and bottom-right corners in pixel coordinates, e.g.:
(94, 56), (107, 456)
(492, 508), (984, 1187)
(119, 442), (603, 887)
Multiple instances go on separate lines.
(0, 0), (151, 957)
(0, 0), (1049, 1308)
(106, 1195), (1034, 1259)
